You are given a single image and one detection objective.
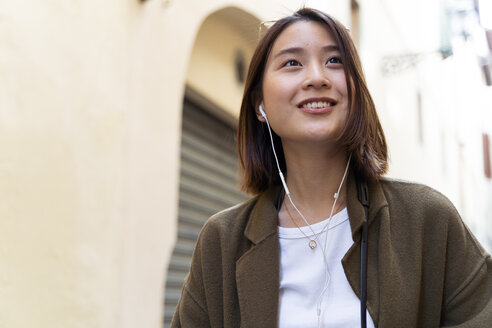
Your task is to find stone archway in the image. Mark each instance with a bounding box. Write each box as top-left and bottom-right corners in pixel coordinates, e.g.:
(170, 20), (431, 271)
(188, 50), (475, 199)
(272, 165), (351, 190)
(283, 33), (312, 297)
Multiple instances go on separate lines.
(163, 6), (260, 327)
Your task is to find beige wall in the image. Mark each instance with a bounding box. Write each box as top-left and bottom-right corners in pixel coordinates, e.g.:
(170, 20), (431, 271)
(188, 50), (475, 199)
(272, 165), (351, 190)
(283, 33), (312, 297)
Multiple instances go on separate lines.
(0, 0), (186, 327)
(1, 1), (136, 327)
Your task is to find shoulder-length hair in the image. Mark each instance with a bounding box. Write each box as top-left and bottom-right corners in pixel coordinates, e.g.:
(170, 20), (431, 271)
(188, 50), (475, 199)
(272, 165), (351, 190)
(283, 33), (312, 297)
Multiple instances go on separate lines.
(237, 7), (388, 195)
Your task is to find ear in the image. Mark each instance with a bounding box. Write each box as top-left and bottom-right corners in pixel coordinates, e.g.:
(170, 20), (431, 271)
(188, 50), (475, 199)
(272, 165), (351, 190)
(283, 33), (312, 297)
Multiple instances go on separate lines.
(255, 102), (266, 122)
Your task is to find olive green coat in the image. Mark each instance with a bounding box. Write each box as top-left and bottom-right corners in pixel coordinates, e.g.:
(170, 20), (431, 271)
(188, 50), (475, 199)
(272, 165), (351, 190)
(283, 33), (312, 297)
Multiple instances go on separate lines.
(171, 173), (492, 327)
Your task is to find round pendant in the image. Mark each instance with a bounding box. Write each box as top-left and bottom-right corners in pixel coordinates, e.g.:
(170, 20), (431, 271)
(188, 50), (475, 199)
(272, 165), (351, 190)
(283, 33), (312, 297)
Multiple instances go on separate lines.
(308, 240), (317, 249)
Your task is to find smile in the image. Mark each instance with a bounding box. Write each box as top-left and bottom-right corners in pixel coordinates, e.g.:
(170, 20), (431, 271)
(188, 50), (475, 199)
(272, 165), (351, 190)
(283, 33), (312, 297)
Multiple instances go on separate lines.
(297, 97), (337, 108)
(297, 97), (337, 114)
(301, 101), (334, 109)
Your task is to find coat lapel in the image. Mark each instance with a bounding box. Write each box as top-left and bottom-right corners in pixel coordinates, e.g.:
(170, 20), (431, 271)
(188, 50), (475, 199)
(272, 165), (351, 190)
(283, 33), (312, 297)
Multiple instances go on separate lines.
(236, 187), (280, 328)
(343, 172), (389, 327)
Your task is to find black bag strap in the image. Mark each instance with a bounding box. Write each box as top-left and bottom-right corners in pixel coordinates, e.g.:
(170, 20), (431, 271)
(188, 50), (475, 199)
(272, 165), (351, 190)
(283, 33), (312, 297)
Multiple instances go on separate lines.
(356, 179), (369, 328)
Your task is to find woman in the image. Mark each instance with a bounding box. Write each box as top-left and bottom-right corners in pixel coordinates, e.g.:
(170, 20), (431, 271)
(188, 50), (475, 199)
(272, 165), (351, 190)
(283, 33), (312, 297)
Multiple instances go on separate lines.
(171, 8), (492, 327)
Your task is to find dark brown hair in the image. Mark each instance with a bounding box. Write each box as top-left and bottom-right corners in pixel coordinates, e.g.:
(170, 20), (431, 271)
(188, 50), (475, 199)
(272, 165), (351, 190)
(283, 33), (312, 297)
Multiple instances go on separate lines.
(237, 8), (388, 195)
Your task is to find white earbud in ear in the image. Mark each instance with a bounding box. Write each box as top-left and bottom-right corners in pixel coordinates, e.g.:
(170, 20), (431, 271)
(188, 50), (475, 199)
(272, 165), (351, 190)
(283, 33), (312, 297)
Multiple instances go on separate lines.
(259, 105), (267, 119)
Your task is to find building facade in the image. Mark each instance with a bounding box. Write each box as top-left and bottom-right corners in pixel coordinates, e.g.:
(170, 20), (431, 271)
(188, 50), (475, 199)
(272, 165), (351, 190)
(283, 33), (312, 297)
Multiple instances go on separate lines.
(0, 0), (490, 327)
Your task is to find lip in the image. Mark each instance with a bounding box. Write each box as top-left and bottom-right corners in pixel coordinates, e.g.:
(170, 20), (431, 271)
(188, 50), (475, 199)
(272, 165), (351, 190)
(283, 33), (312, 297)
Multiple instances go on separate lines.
(297, 97), (337, 114)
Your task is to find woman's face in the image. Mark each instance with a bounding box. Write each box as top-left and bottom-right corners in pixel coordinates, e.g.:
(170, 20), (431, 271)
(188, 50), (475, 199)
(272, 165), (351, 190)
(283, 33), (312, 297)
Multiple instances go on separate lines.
(260, 21), (349, 147)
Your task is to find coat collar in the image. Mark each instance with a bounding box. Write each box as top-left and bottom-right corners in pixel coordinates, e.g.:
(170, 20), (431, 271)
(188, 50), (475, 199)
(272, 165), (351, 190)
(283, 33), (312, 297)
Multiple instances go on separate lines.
(344, 171), (389, 326)
(346, 171), (388, 241)
(243, 186), (281, 244)
(236, 186), (281, 327)
(236, 171), (389, 326)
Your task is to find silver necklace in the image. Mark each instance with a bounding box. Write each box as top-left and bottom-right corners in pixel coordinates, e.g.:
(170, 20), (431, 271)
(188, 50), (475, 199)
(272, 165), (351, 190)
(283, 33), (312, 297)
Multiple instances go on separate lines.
(283, 155), (351, 249)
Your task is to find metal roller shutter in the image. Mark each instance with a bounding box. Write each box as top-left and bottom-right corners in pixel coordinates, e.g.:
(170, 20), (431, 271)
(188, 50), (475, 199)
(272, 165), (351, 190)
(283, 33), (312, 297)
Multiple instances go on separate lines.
(163, 98), (249, 327)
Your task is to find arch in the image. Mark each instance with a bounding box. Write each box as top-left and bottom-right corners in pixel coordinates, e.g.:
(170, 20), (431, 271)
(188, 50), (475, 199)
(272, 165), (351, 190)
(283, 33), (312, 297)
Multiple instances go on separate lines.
(185, 6), (261, 118)
(164, 6), (260, 327)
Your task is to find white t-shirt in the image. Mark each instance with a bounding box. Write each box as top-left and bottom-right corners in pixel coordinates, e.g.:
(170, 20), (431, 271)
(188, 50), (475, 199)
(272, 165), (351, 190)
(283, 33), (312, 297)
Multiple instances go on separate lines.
(277, 208), (375, 328)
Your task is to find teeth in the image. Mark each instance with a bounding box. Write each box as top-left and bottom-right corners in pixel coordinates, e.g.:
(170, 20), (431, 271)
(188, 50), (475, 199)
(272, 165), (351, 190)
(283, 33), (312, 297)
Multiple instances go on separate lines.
(302, 101), (333, 109)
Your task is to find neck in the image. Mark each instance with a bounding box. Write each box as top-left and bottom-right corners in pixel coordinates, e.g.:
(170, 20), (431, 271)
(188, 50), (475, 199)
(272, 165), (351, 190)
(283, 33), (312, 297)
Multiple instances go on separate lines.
(281, 143), (349, 222)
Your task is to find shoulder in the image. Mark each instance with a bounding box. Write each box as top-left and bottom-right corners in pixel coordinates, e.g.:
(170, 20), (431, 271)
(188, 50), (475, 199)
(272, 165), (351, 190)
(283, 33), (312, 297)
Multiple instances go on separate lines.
(186, 196), (260, 282)
(378, 177), (459, 219)
(197, 195), (259, 246)
(377, 177), (489, 255)
(375, 177), (466, 241)
(204, 196), (257, 229)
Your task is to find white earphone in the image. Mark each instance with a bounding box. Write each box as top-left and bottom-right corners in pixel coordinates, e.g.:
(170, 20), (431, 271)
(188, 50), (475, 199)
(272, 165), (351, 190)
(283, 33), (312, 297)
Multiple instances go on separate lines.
(259, 104), (267, 119)
(258, 104), (290, 195)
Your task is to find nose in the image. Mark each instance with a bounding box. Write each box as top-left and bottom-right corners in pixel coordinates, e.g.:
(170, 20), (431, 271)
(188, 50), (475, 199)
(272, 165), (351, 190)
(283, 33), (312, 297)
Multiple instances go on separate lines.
(302, 63), (331, 89)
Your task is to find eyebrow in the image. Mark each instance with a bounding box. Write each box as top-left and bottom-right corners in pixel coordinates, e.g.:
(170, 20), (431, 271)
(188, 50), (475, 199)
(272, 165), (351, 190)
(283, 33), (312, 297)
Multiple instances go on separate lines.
(273, 45), (340, 59)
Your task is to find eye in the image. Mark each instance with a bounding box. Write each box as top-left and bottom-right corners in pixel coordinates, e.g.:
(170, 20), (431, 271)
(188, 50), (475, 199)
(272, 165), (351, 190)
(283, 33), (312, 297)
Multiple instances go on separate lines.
(284, 59), (300, 67)
(327, 56), (342, 64)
